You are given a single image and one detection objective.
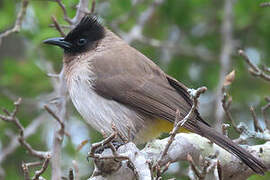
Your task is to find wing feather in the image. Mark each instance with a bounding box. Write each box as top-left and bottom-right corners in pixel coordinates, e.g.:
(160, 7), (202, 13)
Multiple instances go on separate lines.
(94, 73), (202, 133)
(92, 43), (207, 132)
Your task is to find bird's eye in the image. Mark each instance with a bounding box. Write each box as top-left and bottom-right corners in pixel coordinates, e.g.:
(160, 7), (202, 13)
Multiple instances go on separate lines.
(77, 38), (87, 46)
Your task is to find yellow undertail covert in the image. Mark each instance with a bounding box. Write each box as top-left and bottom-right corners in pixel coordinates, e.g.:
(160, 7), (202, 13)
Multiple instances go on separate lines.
(141, 118), (190, 142)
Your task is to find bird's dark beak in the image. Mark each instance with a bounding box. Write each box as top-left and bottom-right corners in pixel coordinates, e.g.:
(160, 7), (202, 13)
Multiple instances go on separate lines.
(43, 37), (72, 50)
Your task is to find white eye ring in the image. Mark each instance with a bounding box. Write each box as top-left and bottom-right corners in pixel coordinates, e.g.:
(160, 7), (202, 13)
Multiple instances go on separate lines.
(77, 38), (87, 46)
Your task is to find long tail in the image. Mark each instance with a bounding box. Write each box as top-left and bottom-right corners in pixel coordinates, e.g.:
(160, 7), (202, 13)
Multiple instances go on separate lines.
(196, 120), (267, 175)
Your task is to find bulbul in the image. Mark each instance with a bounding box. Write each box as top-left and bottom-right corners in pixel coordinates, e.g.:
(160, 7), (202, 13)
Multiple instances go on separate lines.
(44, 15), (267, 174)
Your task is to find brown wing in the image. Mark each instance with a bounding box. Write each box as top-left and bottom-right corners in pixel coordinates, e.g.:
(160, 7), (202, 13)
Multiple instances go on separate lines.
(166, 75), (210, 126)
(92, 44), (207, 132)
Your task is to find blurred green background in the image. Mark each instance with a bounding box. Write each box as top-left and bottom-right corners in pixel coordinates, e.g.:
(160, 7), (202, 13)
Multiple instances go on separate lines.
(0, 0), (270, 179)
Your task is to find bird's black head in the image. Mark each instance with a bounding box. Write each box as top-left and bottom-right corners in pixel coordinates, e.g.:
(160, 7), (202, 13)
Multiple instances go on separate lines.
(43, 15), (105, 54)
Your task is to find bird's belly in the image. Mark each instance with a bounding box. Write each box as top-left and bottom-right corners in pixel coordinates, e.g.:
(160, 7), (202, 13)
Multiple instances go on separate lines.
(68, 77), (146, 140)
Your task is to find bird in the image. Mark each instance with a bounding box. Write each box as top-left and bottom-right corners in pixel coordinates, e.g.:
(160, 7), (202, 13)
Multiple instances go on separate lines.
(44, 15), (267, 175)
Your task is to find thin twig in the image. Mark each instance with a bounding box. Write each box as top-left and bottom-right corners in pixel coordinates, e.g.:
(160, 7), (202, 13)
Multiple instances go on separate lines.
(44, 105), (64, 130)
(22, 163), (31, 180)
(181, 87), (207, 126)
(156, 87), (207, 178)
(72, 0), (90, 24)
(90, 0), (96, 13)
(238, 49), (270, 82)
(121, 0), (165, 43)
(54, 0), (73, 24)
(24, 161), (43, 168)
(51, 16), (66, 37)
(88, 132), (117, 158)
(108, 142), (118, 155)
(262, 102), (270, 130)
(250, 106), (263, 132)
(0, 0), (29, 44)
(88, 129), (139, 180)
(18, 136), (49, 159)
(0, 113), (45, 164)
(221, 92), (242, 133)
(0, 99), (50, 159)
(32, 155), (51, 180)
(110, 0), (143, 29)
(187, 154), (204, 180)
(161, 87), (207, 161)
(160, 161), (172, 175)
(158, 109), (180, 163)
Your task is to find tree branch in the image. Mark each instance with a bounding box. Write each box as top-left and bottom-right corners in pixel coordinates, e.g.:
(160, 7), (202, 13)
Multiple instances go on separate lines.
(88, 134), (270, 180)
(120, 0), (165, 43)
(238, 49), (270, 82)
(250, 106), (264, 133)
(222, 91), (242, 134)
(32, 155), (51, 180)
(51, 16), (66, 37)
(262, 97), (270, 130)
(0, 0), (29, 45)
(157, 87), (207, 169)
(214, 0), (234, 130)
(54, 0), (73, 25)
(50, 69), (68, 180)
(72, 0), (90, 25)
(0, 99), (50, 159)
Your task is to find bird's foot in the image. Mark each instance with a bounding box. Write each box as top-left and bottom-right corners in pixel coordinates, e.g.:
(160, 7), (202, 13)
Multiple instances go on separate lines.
(87, 140), (124, 162)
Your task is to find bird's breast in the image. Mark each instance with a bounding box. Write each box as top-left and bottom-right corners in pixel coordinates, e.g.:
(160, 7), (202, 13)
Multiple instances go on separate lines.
(65, 66), (147, 141)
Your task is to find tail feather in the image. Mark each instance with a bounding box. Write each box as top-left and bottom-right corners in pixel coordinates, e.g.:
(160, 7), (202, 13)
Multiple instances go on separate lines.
(196, 120), (267, 175)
